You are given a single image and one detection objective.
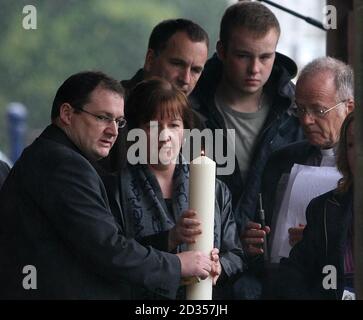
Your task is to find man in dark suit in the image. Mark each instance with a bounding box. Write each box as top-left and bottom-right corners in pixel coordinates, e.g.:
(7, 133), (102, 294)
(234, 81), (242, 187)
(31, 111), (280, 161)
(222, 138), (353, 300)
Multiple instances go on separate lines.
(0, 71), (213, 299)
(0, 160), (10, 189)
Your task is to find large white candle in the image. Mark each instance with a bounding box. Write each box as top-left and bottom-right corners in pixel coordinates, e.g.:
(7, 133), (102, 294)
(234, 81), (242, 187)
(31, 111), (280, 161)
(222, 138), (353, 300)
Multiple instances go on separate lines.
(186, 154), (216, 300)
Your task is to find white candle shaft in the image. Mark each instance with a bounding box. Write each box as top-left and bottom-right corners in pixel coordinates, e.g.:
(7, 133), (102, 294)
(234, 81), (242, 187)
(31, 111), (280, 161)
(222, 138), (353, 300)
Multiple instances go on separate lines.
(187, 155), (216, 300)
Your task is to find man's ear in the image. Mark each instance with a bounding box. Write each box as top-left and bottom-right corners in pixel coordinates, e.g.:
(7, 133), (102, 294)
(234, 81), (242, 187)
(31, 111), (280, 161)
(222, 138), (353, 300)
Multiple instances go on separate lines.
(216, 40), (226, 61)
(144, 49), (156, 72)
(346, 98), (355, 114)
(59, 103), (73, 125)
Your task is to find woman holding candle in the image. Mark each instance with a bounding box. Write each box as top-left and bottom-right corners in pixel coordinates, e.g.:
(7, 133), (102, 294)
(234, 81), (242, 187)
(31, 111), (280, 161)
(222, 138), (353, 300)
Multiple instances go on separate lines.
(104, 78), (245, 299)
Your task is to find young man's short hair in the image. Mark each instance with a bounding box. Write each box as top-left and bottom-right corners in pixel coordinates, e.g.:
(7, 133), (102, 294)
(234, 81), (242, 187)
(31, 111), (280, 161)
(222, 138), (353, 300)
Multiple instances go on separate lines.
(220, 1), (280, 49)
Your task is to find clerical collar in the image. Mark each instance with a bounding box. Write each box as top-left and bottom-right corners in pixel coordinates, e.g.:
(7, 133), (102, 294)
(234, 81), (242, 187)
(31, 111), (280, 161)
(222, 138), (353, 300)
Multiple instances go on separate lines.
(320, 147), (336, 167)
(320, 147), (335, 157)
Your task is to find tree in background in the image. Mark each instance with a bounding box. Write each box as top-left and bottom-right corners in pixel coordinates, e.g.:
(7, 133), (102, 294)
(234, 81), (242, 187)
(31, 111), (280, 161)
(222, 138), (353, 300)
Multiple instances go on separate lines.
(0, 0), (229, 154)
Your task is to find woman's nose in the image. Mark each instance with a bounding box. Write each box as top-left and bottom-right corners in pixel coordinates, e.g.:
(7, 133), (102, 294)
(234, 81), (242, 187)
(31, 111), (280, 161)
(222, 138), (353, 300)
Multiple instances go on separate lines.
(159, 128), (171, 142)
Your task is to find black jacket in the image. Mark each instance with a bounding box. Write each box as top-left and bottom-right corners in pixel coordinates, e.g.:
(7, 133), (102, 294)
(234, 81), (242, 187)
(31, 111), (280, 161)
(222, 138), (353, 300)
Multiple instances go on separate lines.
(0, 124), (181, 299)
(190, 53), (304, 231)
(245, 141), (335, 299)
(121, 68), (144, 98)
(276, 189), (353, 299)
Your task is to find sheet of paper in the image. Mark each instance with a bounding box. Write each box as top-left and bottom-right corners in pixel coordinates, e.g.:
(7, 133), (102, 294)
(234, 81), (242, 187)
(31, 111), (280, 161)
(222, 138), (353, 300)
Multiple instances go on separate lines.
(270, 165), (301, 263)
(278, 164), (342, 258)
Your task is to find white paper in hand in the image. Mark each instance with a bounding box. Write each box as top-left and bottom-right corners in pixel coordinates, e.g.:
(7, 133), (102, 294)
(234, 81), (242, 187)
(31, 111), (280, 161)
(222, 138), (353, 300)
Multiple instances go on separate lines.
(278, 164), (342, 259)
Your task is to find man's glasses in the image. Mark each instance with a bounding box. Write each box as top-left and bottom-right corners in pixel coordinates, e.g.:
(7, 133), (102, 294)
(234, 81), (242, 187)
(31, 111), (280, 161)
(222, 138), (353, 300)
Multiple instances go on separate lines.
(292, 100), (347, 119)
(77, 108), (127, 129)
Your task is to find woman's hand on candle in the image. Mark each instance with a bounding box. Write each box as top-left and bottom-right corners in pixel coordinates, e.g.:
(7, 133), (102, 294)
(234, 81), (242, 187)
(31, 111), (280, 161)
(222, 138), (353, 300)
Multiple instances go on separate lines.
(210, 248), (221, 285)
(240, 221), (270, 257)
(168, 210), (201, 250)
(176, 251), (212, 280)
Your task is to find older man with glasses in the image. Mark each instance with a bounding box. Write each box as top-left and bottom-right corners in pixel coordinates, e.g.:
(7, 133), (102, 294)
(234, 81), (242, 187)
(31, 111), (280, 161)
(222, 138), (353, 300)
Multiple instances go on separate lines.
(237, 56), (354, 299)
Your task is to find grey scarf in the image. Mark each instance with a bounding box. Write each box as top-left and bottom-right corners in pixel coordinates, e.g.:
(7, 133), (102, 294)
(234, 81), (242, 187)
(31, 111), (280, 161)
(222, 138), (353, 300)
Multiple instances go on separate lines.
(123, 161), (189, 239)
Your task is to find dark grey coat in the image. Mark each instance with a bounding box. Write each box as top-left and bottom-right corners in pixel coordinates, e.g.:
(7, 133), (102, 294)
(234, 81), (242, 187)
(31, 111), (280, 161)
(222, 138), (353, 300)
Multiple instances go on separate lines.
(276, 189), (353, 299)
(0, 125), (181, 299)
(104, 162), (246, 298)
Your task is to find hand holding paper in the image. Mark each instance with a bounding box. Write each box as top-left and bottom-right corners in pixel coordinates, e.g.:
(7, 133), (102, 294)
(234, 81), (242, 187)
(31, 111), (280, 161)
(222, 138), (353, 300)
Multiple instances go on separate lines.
(288, 224), (306, 246)
(276, 164), (342, 260)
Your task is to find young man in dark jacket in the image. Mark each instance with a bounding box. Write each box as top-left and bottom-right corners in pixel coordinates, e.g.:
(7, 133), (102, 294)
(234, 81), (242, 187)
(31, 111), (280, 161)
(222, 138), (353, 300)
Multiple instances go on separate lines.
(191, 2), (303, 233)
(190, 2), (304, 299)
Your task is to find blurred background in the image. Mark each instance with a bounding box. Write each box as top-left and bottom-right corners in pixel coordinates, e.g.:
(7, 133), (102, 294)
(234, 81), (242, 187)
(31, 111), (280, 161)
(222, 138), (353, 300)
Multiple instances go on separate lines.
(0, 0), (329, 164)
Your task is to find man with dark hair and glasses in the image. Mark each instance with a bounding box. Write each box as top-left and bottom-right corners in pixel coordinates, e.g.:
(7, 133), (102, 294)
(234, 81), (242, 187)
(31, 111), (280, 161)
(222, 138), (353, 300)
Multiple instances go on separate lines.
(249, 57), (354, 298)
(0, 71), (213, 299)
(74, 108), (127, 129)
